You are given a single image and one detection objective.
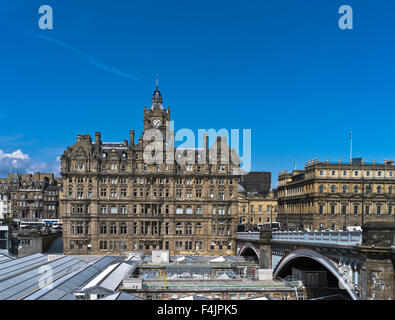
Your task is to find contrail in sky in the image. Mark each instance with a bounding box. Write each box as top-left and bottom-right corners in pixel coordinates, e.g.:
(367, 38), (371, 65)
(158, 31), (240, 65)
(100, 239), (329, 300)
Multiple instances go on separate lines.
(0, 18), (138, 80)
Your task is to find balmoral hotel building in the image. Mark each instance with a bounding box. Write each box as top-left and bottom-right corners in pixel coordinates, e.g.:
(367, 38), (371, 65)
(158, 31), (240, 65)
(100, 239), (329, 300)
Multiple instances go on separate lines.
(277, 158), (395, 231)
(60, 86), (241, 255)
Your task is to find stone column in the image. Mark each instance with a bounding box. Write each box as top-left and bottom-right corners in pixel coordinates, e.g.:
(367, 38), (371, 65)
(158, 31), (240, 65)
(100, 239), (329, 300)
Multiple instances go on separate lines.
(258, 228), (272, 269)
(358, 222), (395, 300)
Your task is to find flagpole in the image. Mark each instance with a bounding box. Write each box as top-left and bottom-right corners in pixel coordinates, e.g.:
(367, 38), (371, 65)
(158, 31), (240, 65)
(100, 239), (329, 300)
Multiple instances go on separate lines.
(350, 131), (353, 163)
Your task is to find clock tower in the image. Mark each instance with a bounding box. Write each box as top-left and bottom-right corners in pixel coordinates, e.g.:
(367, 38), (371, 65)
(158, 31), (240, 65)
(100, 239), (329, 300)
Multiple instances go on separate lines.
(143, 84), (171, 143)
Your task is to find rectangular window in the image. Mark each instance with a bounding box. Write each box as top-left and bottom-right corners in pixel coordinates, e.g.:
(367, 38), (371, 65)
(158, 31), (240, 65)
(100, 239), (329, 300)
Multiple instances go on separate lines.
(99, 241), (107, 250)
(120, 188), (127, 197)
(110, 188), (117, 197)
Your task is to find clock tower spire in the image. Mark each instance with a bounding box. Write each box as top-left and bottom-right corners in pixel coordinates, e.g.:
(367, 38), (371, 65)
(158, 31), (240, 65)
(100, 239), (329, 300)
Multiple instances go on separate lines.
(143, 80), (170, 135)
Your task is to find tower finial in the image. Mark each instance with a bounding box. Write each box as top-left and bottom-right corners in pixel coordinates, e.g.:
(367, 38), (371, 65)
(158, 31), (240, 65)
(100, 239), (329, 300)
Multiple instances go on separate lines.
(156, 73), (159, 88)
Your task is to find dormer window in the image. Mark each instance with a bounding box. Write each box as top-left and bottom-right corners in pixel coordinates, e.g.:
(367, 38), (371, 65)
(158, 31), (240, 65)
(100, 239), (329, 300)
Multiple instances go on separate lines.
(76, 163), (85, 170)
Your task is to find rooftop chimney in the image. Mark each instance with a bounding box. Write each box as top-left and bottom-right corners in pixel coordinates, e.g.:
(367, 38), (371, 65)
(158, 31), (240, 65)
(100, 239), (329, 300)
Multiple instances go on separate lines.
(129, 130), (135, 146)
(95, 132), (101, 145)
(204, 133), (209, 150)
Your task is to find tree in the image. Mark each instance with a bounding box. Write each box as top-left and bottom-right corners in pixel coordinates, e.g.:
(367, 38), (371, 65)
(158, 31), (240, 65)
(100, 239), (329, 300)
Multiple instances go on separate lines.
(3, 216), (17, 228)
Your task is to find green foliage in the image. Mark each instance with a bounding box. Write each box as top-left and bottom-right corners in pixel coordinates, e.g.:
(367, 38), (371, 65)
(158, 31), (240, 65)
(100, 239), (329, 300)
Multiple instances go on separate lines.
(3, 216), (16, 228)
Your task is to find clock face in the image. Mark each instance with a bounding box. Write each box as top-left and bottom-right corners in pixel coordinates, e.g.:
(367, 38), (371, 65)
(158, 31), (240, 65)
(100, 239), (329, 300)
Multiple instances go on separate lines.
(152, 119), (162, 128)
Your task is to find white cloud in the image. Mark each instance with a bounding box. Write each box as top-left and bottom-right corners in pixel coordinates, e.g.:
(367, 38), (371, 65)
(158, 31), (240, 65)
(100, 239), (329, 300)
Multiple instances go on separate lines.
(0, 149), (30, 160)
(0, 149), (60, 177)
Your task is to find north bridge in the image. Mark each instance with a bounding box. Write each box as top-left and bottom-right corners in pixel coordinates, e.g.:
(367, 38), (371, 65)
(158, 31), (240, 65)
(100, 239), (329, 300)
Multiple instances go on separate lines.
(235, 222), (395, 300)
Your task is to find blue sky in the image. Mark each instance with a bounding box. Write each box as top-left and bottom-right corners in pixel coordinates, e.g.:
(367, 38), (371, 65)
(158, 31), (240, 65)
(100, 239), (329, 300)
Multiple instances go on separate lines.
(0, 0), (394, 186)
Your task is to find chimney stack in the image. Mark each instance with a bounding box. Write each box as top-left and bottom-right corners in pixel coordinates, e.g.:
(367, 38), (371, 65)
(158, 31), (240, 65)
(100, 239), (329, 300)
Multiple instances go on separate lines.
(95, 132), (101, 145)
(204, 133), (209, 150)
(129, 130), (135, 146)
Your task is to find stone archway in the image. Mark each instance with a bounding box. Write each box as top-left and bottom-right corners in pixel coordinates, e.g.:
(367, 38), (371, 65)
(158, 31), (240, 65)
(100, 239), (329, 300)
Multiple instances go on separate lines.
(238, 242), (260, 261)
(273, 248), (359, 300)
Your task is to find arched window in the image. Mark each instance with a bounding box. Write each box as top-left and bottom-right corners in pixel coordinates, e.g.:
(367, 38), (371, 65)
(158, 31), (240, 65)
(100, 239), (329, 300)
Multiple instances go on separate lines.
(185, 223), (192, 235)
(186, 206), (192, 214)
(100, 222), (107, 234)
(175, 223), (183, 235)
(195, 206), (202, 214)
(176, 206), (183, 214)
(195, 223), (202, 235)
(120, 222), (127, 234)
(110, 205), (118, 214)
(110, 222), (117, 234)
(120, 205), (127, 214)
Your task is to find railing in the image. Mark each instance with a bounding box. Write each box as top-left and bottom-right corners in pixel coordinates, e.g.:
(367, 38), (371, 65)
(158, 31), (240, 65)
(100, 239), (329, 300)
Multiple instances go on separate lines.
(235, 232), (260, 240)
(272, 231), (362, 246)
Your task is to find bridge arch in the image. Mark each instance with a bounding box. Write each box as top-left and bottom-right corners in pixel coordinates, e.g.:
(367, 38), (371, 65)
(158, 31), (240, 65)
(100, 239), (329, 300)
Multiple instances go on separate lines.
(273, 248), (359, 300)
(238, 242), (260, 260)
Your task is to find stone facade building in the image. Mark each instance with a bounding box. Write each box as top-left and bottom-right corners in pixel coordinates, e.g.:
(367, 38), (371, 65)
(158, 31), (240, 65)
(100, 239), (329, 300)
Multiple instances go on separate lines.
(277, 158), (395, 231)
(9, 173), (61, 221)
(238, 188), (277, 227)
(0, 194), (10, 220)
(60, 86), (241, 255)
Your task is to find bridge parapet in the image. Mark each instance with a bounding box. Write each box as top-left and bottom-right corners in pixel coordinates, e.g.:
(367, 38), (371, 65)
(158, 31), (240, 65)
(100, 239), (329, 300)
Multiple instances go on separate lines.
(236, 232), (260, 241)
(272, 231), (362, 247)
